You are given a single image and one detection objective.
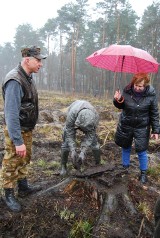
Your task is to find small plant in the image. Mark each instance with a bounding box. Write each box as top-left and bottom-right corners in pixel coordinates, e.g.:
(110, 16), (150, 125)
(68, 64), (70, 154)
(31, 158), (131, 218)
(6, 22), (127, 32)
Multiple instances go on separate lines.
(69, 220), (93, 238)
(137, 202), (150, 220)
(100, 159), (106, 165)
(147, 166), (160, 179)
(49, 161), (60, 169)
(43, 170), (54, 176)
(54, 203), (75, 222)
(37, 159), (47, 168)
(59, 207), (75, 221)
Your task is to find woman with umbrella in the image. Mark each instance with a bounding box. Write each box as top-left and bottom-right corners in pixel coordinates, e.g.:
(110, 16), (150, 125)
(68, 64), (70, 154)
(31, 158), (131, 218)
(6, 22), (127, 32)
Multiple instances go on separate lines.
(113, 72), (160, 183)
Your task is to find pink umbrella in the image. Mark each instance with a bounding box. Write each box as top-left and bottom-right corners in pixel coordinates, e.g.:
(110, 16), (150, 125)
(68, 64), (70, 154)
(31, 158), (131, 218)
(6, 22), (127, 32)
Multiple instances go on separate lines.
(86, 44), (159, 73)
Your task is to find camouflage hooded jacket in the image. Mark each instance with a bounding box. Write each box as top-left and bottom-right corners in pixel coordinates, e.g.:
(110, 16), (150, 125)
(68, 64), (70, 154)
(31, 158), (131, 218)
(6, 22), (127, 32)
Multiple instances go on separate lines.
(65, 100), (99, 152)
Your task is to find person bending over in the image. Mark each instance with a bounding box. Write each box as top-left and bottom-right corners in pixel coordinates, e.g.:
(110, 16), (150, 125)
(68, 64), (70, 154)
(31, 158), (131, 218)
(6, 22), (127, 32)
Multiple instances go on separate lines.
(60, 100), (101, 176)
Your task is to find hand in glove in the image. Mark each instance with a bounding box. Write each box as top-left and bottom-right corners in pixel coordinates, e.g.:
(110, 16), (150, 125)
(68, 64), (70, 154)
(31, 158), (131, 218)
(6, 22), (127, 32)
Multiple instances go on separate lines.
(71, 150), (79, 170)
(75, 157), (82, 170)
(79, 151), (86, 162)
(71, 150), (78, 161)
(74, 151), (86, 171)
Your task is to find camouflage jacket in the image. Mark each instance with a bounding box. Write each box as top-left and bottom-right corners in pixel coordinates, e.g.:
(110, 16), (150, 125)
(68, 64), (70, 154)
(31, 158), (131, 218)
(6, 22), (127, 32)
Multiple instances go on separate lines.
(65, 100), (99, 152)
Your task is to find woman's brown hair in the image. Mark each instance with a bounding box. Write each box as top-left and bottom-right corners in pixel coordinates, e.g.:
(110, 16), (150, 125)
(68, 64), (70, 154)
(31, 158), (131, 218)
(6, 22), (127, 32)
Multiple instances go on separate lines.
(131, 73), (150, 87)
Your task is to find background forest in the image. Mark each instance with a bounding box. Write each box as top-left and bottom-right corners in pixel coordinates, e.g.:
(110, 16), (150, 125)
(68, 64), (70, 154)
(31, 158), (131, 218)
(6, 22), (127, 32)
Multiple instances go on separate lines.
(0, 0), (159, 99)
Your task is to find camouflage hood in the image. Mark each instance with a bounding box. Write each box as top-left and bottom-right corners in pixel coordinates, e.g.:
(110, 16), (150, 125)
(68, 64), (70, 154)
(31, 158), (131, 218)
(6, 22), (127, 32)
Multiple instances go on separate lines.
(75, 109), (98, 131)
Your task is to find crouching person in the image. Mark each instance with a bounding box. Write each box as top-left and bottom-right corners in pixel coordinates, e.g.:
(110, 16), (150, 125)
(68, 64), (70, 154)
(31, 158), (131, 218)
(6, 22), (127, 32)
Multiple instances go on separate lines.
(60, 100), (101, 176)
(1, 46), (47, 212)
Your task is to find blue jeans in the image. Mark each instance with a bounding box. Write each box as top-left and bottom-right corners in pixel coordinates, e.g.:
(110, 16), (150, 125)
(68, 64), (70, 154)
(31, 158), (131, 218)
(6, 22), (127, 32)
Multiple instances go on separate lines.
(122, 147), (148, 170)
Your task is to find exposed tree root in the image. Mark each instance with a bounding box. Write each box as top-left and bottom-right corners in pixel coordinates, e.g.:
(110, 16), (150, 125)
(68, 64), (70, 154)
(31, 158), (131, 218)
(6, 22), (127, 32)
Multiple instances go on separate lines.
(37, 177), (73, 196)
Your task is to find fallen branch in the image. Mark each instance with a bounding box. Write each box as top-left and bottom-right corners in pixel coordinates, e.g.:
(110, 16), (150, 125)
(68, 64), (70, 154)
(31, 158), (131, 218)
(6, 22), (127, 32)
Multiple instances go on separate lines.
(100, 131), (110, 148)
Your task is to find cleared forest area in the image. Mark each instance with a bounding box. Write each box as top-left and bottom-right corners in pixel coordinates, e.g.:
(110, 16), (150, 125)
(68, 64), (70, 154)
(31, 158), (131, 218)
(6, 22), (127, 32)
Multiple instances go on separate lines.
(0, 91), (160, 238)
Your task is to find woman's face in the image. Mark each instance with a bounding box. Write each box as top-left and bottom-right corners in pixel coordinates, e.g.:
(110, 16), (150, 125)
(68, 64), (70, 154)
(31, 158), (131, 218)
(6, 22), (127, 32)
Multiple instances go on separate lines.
(133, 80), (145, 92)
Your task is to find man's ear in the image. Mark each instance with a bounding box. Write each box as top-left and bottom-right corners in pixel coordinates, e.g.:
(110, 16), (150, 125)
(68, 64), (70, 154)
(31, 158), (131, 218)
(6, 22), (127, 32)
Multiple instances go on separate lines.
(25, 57), (31, 64)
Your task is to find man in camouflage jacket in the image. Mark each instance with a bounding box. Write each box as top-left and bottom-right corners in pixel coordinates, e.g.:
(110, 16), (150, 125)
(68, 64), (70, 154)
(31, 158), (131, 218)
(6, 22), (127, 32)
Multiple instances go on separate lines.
(60, 100), (101, 176)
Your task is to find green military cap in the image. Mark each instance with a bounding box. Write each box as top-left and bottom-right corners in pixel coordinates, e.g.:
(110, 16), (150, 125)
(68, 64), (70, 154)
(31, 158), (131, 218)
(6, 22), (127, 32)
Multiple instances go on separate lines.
(21, 46), (47, 59)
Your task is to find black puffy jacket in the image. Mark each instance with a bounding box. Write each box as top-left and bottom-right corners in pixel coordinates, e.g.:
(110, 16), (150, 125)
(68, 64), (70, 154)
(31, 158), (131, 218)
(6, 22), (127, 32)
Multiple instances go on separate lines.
(113, 84), (160, 152)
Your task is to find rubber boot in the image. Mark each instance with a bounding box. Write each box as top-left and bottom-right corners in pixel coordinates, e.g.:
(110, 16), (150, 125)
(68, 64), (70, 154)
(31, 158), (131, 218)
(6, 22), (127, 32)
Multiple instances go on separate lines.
(139, 170), (148, 184)
(92, 149), (101, 165)
(3, 188), (21, 212)
(18, 178), (42, 197)
(60, 149), (69, 176)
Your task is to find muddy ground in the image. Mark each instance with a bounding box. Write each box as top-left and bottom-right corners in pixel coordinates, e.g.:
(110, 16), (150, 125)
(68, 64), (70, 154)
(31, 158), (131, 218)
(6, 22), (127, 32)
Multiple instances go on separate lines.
(0, 92), (160, 238)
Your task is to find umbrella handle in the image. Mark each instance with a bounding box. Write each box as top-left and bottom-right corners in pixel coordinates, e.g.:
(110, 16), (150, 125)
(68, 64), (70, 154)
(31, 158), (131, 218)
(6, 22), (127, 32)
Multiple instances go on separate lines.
(117, 56), (125, 91)
(117, 73), (122, 91)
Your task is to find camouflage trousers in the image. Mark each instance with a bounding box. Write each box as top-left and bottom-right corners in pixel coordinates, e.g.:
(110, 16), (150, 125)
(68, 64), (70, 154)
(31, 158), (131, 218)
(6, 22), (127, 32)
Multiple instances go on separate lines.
(1, 127), (32, 189)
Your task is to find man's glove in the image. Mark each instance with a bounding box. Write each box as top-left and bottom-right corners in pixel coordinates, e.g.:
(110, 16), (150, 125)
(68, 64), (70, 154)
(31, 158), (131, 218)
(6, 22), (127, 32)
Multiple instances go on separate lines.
(71, 150), (78, 160)
(79, 151), (86, 162)
(75, 157), (82, 170)
(71, 150), (79, 170)
(74, 151), (86, 171)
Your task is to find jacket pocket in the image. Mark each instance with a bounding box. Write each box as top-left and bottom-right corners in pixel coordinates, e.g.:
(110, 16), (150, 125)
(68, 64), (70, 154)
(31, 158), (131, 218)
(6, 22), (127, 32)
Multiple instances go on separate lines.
(115, 125), (133, 148)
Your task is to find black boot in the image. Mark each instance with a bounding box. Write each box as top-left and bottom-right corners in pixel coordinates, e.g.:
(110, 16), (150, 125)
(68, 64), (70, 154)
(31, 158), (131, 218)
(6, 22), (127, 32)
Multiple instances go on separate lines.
(60, 149), (69, 176)
(18, 178), (41, 197)
(3, 188), (21, 212)
(92, 149), (101, 165)
(139, 170), (148, 184)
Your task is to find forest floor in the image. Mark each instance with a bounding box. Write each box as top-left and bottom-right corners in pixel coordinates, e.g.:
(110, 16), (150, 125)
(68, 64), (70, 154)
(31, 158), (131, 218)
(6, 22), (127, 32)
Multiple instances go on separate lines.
(0, 91), (160, 238)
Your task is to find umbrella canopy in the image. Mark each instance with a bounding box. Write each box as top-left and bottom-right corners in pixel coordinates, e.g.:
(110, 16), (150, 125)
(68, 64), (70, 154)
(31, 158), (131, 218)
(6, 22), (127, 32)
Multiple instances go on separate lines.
(86, 44), (159, 74)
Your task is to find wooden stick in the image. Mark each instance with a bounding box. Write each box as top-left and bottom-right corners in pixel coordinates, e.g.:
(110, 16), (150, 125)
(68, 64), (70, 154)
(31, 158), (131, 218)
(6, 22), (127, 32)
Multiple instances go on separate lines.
(137, 217), (144, 238)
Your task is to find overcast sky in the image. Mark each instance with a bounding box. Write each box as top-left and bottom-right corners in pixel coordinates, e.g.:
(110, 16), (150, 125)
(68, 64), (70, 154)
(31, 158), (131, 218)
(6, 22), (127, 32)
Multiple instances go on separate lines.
(0, 0), (154, 46)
